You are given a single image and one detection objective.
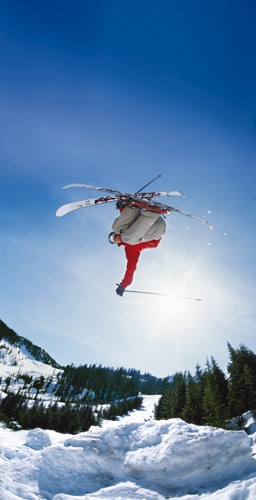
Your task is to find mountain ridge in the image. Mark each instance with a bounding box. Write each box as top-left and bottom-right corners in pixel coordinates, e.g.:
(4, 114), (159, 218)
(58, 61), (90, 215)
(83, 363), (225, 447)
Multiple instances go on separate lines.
(0, 319), (61, 369)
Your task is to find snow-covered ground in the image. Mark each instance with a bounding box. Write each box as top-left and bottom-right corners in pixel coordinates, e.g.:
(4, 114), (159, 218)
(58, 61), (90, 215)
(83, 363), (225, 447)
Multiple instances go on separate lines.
(0, 395), (256, 500)
(0, 340), (61, 378)
(1, 340), (256, 498)
(0, 339), (61, 380)
(0, 339), (61, 401)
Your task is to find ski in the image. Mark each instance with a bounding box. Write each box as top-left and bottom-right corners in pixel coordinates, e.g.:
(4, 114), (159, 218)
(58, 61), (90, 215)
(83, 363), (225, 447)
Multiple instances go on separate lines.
(126, 196), (212, 228)
(55, 193), (167, 218)
(56, 193), (211, 227)
(56, 192), (212, 227)
(56, 192), (170, 217)
(56, 190), (184, 218)
(56, 195), (119, 217)
(63, 183), (184, 198)
(57, 184), (211, 227)
(63, 183), (124, 195)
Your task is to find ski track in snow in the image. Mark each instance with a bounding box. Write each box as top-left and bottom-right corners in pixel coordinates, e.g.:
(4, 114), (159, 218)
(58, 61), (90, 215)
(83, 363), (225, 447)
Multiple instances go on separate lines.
(0, 395), (256, 499)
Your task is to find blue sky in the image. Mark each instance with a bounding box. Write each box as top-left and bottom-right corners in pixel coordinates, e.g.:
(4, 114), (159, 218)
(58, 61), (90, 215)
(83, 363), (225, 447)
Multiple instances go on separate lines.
(1, 0), (255, 377)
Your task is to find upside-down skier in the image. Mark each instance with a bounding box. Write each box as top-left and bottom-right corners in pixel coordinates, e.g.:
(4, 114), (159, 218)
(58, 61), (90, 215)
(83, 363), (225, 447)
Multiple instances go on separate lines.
(109, 202), (167, 297)
(56, 178), (211, 298)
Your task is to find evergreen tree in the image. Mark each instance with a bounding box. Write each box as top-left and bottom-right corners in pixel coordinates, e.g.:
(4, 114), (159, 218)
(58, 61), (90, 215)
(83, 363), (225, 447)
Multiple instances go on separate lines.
(202, 357), (228, 427)
(182, 371), (203, 425)
(227, 343), (256, 416)
(32, 376), (45, 398)
(155, 372), (186, 420)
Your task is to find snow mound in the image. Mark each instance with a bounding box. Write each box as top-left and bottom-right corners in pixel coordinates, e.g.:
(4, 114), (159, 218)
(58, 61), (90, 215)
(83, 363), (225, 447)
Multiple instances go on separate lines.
(53, 476), (256, 499)
(54, 481), (163, 499)
(25, 428), (52, 450)
(1, 416), (256, 499)
(55, 418), (255, 497)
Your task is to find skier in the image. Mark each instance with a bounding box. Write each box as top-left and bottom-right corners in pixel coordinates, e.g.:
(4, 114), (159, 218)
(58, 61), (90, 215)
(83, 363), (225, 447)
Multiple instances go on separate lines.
(109, 203), (166, 297)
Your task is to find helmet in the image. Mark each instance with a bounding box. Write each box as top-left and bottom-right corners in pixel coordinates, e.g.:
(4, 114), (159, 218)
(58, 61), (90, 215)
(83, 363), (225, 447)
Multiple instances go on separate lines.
(108, 232), (116, 244)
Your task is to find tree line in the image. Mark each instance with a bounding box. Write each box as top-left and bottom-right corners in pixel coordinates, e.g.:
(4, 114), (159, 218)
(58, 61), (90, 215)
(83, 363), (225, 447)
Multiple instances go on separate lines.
(54, 364), (170, 402)
(155, 343), (256, 429)
(0, 392), (144, 434)
(99, 396), (143, 420)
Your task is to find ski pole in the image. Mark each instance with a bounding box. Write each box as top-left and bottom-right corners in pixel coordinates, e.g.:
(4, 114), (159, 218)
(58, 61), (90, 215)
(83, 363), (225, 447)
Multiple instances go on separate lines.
(120, 288), (203, 301)
(136, 174), (161, 194)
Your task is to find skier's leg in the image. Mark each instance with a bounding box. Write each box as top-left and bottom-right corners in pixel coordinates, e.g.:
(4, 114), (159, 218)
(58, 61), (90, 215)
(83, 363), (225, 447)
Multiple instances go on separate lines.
(142, 216), (166, 241)
(112, 206), (140, 234)
(121, 211), (164, 244)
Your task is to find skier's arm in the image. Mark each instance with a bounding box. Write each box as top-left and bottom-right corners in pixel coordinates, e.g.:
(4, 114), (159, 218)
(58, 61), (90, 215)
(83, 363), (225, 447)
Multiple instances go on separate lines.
(119, 246), (141, 289)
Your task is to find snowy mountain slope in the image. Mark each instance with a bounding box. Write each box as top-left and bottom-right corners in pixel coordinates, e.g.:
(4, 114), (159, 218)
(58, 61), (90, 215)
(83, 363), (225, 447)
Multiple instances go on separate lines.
(0, 319), (61, 368)
(0, 339), (62, 401)
(0, 319), (63, 402)
(0, 340), (61, 379)
(0, 396), (256, 500)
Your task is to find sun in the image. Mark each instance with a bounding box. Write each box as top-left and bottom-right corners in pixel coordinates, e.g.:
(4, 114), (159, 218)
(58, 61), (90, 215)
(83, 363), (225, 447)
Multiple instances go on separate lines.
(128, 281), (201, 336)
(131, 252), (205, 334)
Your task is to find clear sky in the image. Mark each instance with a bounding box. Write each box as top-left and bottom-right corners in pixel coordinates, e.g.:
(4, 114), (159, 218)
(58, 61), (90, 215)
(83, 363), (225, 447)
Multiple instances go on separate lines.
(1, 0), (255, 377)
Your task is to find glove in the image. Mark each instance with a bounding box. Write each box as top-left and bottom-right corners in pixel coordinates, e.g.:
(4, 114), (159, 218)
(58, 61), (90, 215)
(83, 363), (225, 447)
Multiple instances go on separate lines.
(116, 200), (127, 209)
(116, 285), (125, 297)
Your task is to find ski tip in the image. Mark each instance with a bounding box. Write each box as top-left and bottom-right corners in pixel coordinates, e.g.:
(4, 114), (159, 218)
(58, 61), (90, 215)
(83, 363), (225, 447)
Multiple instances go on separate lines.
(55, 206), (70, 217)
(55, 209), (64, 217)
(62, 184), (81, 189)
(205, 221), (213, 230)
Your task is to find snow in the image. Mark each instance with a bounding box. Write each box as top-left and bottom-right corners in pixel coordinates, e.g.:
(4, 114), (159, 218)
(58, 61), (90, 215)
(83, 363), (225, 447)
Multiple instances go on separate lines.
(0, 339), (61, 403)
(1, 344), (256, 499)
(0, 396), (256, 499)
(25, 428), (52, 450)
(0, 340), (61, 380)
